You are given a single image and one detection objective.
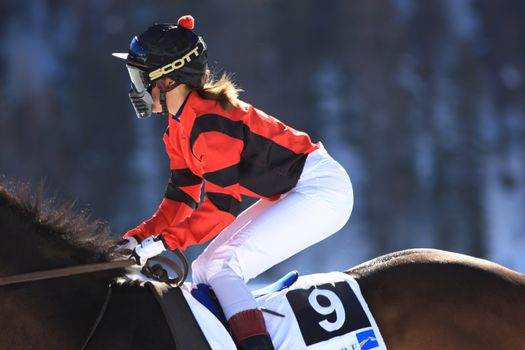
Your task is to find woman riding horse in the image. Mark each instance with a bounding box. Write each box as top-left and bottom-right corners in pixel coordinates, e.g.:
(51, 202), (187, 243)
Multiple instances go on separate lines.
(113, 15), (353, 350)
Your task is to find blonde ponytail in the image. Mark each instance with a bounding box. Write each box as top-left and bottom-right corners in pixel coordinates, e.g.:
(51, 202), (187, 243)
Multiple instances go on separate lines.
(196, 69), (243, 110)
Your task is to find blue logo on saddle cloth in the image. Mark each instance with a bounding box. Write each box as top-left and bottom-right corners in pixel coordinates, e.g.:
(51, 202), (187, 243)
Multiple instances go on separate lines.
(355, 329), (379, 350)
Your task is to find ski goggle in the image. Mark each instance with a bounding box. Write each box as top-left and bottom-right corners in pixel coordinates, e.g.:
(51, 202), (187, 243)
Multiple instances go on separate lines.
(126, 64), (152, 93)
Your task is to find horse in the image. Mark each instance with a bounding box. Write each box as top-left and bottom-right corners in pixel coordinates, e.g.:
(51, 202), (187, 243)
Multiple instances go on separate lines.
(0, 182), (524, 349)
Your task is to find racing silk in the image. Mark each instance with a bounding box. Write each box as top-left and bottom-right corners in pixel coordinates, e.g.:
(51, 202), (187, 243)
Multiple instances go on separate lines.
(147, 91), (318, 250)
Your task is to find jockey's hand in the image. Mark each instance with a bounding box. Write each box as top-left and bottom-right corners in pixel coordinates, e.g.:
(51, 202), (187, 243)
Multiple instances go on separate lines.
(131, 235), (167, 265)
(116, 236), (139, 254)
(123, 225), (148, 241)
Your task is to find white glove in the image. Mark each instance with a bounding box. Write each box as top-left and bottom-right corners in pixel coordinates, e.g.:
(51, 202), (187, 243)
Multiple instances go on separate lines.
(132, 235), (167, 265)
(116, 236), (139, 253)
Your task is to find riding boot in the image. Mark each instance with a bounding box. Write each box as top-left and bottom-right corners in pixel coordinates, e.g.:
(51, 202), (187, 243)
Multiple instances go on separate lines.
(228, 309), (274, 350)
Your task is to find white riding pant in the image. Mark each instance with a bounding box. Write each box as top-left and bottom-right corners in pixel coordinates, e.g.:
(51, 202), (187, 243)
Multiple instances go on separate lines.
(191, 143), (353, 319)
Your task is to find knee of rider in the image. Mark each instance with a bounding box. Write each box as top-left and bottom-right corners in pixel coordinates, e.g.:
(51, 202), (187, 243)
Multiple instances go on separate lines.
(192, 254), (230, 284)
(191, 255), (211, 285)
(206, 265), (247, 292)
(193, 255), (245, 286)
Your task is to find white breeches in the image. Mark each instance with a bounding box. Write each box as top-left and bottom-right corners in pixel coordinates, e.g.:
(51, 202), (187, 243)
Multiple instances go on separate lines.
(192, 143), (353, 288)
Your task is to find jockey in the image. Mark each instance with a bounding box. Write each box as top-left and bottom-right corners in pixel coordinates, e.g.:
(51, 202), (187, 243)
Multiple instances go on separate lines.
(114, 15), (353, 350)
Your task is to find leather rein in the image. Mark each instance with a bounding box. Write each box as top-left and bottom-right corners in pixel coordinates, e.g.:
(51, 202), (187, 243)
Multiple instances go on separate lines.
(0, 249), (188, 287)
(0, 259), (135, 287)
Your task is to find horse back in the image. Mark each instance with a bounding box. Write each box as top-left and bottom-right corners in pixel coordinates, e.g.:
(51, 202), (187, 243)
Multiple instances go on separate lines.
(346, 249), (525, 350)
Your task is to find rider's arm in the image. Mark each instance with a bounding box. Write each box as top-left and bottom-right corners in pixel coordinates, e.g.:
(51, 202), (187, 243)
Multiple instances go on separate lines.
(123, 130), (203, 242)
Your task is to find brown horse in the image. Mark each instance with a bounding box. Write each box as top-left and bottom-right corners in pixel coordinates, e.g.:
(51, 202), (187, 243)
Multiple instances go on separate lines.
(0, 182), (524, 349)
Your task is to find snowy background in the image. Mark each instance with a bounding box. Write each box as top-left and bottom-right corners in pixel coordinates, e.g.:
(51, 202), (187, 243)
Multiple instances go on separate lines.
(1, 0), (524, 283)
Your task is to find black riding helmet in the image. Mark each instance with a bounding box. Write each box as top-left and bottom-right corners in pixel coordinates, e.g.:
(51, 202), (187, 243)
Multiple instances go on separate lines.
(114, 15), (208, 89)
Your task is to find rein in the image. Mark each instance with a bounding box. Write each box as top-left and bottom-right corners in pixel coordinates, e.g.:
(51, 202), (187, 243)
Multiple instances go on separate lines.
(0, 259), (135, 286)
(0, 249), (189, 287)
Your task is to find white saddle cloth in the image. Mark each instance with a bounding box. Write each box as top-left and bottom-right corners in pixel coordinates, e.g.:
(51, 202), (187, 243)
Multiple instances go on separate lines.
(181, 272), (387, 350)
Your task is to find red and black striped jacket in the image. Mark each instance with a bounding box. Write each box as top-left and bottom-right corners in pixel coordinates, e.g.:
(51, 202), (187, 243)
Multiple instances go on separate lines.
(126, 91), (319, 250)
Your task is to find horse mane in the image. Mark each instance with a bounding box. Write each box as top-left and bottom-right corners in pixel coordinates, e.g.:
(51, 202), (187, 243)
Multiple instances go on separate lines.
(0, 179), (119, 262)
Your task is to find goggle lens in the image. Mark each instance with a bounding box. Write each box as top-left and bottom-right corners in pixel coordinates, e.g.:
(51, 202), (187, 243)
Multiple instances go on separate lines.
(126, 65), (151, 93)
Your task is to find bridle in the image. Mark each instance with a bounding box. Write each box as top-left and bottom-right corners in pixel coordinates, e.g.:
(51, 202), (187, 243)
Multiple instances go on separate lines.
(0, 249), (189, 350)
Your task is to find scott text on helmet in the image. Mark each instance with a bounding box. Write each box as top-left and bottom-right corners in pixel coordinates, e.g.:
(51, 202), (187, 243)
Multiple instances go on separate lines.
(149, 46), (201, 81)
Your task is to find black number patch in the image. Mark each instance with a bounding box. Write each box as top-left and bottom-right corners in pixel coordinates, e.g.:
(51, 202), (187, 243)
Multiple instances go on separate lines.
(286, 281), (371, 346)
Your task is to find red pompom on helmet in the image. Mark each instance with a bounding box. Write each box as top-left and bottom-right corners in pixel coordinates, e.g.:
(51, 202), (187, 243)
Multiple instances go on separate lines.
(177, 15), (195, 30)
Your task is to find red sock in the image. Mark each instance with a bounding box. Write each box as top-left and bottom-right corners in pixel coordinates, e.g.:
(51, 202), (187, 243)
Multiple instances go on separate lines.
(228, 309), (269, 344)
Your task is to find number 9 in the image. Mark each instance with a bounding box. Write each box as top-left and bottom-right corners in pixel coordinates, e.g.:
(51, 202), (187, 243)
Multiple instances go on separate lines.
(308, 288), (346, 332)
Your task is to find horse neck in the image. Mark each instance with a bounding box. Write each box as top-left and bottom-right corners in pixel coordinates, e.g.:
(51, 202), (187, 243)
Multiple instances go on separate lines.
(0, 191), (106, 273)
(0, 194), (117, 348)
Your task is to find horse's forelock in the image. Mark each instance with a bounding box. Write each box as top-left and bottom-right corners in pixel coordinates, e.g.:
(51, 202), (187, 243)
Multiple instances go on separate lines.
(0, 180), (118, 262)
